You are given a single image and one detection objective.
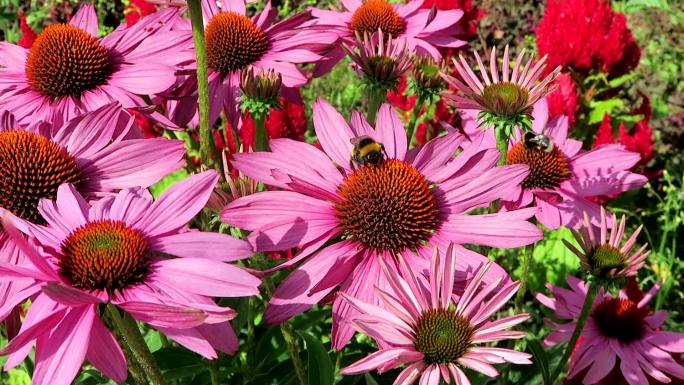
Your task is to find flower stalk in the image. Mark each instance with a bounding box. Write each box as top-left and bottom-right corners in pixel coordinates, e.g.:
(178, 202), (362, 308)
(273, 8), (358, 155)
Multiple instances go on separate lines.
(187, 0), (215, 167)
(405, 98), (424, 147)
(106, 305), (165, 385)
(549, 283), (600, 384)
(495, 124), (510, 166)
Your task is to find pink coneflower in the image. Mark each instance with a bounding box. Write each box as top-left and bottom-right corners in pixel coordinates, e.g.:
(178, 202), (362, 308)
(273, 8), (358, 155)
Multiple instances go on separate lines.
(0, 171), (260, 385)
(176, 0), (337, 128)
(0, 5), (193, 127)
(500, 101), (647, 229)
(221, 98), (542, 348)
(442, 46), (561, 127)
(537, 277), (684, 385)
(0, 103), (185, 327)
(311, 0), (467, 74)
(343, 30), (412, 91)
(340, 244), (531, 384)
(566, 207), (649, 280)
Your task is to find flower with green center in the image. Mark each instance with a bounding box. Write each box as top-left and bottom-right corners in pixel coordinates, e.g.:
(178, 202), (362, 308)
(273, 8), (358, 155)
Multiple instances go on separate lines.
(565, 206), (650, 281)
(408, 55), (447, 102)
(442, 45), (561, 132)
(340, 244), (531, 384)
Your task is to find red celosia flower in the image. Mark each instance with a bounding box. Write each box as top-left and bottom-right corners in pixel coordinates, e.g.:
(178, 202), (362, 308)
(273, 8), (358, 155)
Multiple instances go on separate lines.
(17, 11), (37, 48)
(239, 97), (308, 150)
(536, 0), (640, 77)
(125, 0), (157, 26)
(594, 107), (655, 168)
(387, 76), (417, 111)
(548, 72), (580, 127)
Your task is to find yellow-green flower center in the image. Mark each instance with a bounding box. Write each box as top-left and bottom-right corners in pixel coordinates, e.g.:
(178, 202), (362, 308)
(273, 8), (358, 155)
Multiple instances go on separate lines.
(414, 308), (473, 364)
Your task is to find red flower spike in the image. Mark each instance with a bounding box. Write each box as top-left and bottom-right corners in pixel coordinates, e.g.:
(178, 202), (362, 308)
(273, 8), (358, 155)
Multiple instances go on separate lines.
(536, 0), (640, 77)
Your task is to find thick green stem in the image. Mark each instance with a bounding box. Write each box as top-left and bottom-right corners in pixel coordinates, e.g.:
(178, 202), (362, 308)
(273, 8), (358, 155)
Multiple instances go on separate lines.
(550, 283), (600, 384)
(495, 126), (510, 166)
(253, 113), (270, 152)
(106, 305), (165, 385)
(366, 87), (386, 125)
(406, 98), (424, 147)
(187, 0), (215, 167)
(514, 244), (534, 313)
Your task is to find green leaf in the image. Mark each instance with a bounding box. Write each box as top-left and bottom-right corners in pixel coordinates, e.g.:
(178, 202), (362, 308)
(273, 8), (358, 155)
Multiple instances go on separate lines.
(588, 99), (625, 124)
(607, 71), (639, 88)
(364, 373), (379, 385)
(149, 168), (191, 198)
(528, 339), (551, 385)
(519, 227), (580, 293)
(298, 331), (334, 385)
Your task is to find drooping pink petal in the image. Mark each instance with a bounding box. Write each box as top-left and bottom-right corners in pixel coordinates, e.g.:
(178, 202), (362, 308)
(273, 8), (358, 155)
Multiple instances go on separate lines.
(86, 316), (127, 383)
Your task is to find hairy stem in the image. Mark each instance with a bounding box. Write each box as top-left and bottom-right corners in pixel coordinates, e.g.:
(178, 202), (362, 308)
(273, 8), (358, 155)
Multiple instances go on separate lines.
(187, 0), (215, 167)
(406, 98), (424, 147)
(366, 87), (386, 125)
(495, 125), (510, 166)
(106, 305), (165, 385)
(550, 283), (599, 384)
(253, 113), (270, 152)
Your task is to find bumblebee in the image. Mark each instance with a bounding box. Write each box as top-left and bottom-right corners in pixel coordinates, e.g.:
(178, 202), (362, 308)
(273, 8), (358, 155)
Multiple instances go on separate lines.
(523, 131), (554, 153)
(350, 135), (387, 169)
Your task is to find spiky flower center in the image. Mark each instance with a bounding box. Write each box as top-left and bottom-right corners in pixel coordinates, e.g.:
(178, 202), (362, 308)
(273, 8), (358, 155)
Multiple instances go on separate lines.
(60, 220), (150, 292)
(506, 141), (571, 189)
(205, 12), (270, 75)
(335, 159), (438, 253)
(349, 0), (405, 37)
(414, 308), (473, 364)
(26, 24), (114, 100)
(0, 131), (81, 224)
(480, 82), (530, 117)
(587, 244), (627, 277)
(592, 298), (648, 343)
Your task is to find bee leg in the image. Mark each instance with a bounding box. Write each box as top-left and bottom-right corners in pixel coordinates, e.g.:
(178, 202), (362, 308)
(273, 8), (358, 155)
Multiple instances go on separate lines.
(382, 147), (390, 160)
(349, 159), (356, 171)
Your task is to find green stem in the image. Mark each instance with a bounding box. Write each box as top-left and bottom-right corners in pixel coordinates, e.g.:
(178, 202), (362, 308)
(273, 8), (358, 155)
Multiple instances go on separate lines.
(187, 0), (215, 167)
(406, 98), (424, 147)
(514, 244), (534, 313)
(495, 125), (510, 166)
(106, 305), (165, 385)
(549, 283), (600, 384)
(366, 87), (386, 125)
(253, 113), (270, 152)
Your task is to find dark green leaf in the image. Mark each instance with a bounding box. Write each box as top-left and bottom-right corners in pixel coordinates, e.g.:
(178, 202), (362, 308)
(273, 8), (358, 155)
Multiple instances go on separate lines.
(364, 373), (379, 385)
(298, 331), (334, 385)
(528, 339), (551, 385)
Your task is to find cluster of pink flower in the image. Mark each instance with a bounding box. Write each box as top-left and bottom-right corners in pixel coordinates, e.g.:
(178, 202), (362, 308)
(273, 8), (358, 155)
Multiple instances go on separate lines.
(0, 1), (679, 385)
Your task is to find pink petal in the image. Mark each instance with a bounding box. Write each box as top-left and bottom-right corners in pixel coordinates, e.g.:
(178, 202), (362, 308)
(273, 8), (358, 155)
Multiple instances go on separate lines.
(81, 138), (185, 192)
(419, 364), (442, 385)
(135, 171), (218, 236)
(86, 316), (127, 383)
(341, 348), (422, 375)
(69, 4), (98, 36)
(155, 326), (217, 359)
(264, 241), (361, 324)
(117, 301), (208, 329)
(152, 232), (253, 262)
(440, 208), (541, 248)
(153, 257), (260, 298)
(32, 305), (96, 385)
(375, 104), (408, 160)
(313, 98), (355, 170)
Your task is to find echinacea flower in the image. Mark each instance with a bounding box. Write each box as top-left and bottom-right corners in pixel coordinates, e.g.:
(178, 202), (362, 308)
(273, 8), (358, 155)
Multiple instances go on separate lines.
(0, 171), (260, 385)
(341, 244), (532, 384)
(176, 0), (337, 128)
(442, 46), (561, 130)
(311, 0), (467, 74)
(0, 5), (194, 127)
(537, 277), (684, 385)
(566, 207), (649, 280)
(0, 103), (185, 325)
(221, 98), (542, 348)
(500, 100), (647, 229)
(343, 30), (412, 93)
